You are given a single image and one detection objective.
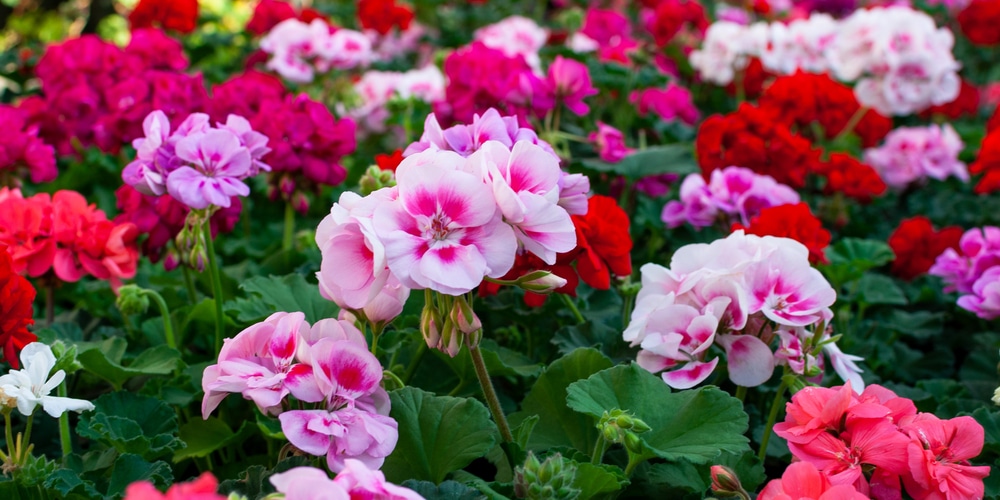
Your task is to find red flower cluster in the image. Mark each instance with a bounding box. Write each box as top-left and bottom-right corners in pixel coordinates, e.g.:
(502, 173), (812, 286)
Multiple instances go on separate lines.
(0, 104), (56, 186)
(958, 0), (1000, 46)
(970, 128), (1000, 194)
(479, 195), (632, 307)
(814, 153), (886, 202)
(357, 0), (414, 35)
(696, 103), (820, 188)
(0, 189), (139, 290)
(645, 0), (708, 48)
(725, 58), (771, 101)
(245, 0), (326, 36)
(888, 217), (963, 281)
(128, 0), (198, 34)
(775, 383), (989, 499)
(22, 29), (205, 156)
(732, 203), (831, 264)
(759, 72), (892, 148)
(920, 79), (980, 120)
(0, 245), (36, 369)
(114, 186), (242, 268)
(375, 150), (404, 172)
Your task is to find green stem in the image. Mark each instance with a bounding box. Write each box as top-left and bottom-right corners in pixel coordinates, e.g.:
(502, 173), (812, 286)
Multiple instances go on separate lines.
(182, 265), (198, 305)
(4, 410), (13, 462)
(369, 323), (383, 358)
(402, 342), (427, 385)
(382, 370), (405, 390)
(57, 385), (71, 458)
(203, 223), (226, 353)
(282, 201), (295, 252)
(833, 106), (868, 143)
(559, 293), (586, 325)
(469, 343), (513, 443)
(734, 385), (747, 403)
(758, 378), (789, 463)
(591, 436), (609, 465)
(143, 289), (176, 351)
(21, 413), (34, 457)
(624, 453), (642, 477)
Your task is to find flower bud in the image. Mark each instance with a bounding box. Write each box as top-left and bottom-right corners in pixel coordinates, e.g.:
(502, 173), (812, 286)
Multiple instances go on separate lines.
(292, 191), (310, 215)
(279, 175), (296, 197)
(163, 250), (180, 271)
(116, 284), (150, 316)
(420, 307), (441, 349)
(623, 431), (644, 454)
(711, 465), (749, 499)
(518, 270), (568, 294)
(359, 165), (397, 196)
(450, 296), (482, 335)
(513, 452), (580, 500)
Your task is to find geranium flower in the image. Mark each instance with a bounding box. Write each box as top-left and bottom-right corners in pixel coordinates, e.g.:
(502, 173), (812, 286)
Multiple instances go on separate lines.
(124, 472), (224, 500)
(166, 129), (252, 209)
(760, 462), (869, 500)
(589, 122), (630, 163)
(901, 414), (990, 500)
(888, 217), (963, 281)
(790, 417), (911, 490)
(270, 462), (423, 500)
(0, 343), (94, 418)
(732, 202), (831, 265)
(573, 195), (632, 290)
(0, 245), (35, 369)
(539, 56), (598, 116)
(128, 0), (199, 34)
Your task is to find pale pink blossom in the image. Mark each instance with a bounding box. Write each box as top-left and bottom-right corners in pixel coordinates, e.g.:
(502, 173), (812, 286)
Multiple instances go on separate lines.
(270, 462), (424, 500)
(863, 124), (967, 188)
(761, 13), (839, 75)
(662, 167), (800, 229)
(278, 407), (398, 472)
(955, 265), (1000, 319)
(556, 172), (590, 216)
(930, 226), (1000, 294)
(404, 108), (554, 159)
(744, 244), (837, 327)
(474, 16), (548, 72)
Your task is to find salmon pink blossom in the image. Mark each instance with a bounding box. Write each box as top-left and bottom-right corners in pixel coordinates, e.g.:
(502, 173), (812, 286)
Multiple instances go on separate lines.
(759, 461), (869, 500)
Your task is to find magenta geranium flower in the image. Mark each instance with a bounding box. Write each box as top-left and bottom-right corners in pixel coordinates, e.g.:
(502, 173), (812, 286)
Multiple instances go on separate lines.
(166, 129), (251, 209)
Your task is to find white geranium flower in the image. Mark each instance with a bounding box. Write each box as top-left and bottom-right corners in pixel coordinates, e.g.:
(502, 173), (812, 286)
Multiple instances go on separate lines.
(0, 342), (94, 418)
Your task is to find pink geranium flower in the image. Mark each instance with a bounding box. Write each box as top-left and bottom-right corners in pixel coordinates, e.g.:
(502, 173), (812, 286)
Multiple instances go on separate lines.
(279, 407), (398, 472)
(167, 129), (252, 209)
(372, 150), (517, 295)
(790, 417), (911, 490)
(589, 122), (631, 163)
(759, 461), (869, 500)
(540, 56), (598, 116)
(124, 472), (225, 500)
(744, 245), (837, 327)
(901, 414), (990, 500)
(269, 462), (424, 500)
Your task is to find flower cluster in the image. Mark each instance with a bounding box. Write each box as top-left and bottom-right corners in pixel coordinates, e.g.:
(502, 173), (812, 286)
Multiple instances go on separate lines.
(260, 18), (373, 83)
(732, 202), (831, 265)
(202, 312), (397, 471)
(270, 461), (424, 500)
(774, 383), (989, 499)
(23, 29), (206, 156)
(970, 124), (1000, 194)
(356, 0), (415, 36)
(0, 246), (35, 369)
(0, 188), (139, 289)
(888, 216), (963, 281)
(350, 66), (446, 133)
(691, 6), (961, 116)
(624, 231), (859, 390)
(863, 124), (968, 189)
(245, 0), (326, 36)
(125, 472), (224, 500)
(0, 105), (56, 186)
(759, 462), (868, 500)
(813, 153), (887, 202)
(661, 166), (800, 230)
(473, 15), (548, 73)
(930, 226), (1000, 319)
(957, 0), (1000, 46)
(0, 342), (94, 417)
(440, 42), (537, 124)
(630, 83), (700, 126)
(123, 110), (270, 210)
(567, 8), (639, 64)
(128, 0), (198, 33)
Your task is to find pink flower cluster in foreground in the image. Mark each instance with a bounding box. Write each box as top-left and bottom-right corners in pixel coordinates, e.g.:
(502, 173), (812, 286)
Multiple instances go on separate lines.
(930, 226), (1000, 319)
(0, 188), (138, 289)
(270, 461), (424, 500)
(863, 124), (968, 189)
(260, 18), (372, 83)
(123, 110), (270, 210)
(772, 383), (989, 499)
(691, 6), (960, 116)
(202, 312), (397, 471)
(661, 166), (800, 229)
(318, 110), (586, 329)
(624, 230), (861, 390)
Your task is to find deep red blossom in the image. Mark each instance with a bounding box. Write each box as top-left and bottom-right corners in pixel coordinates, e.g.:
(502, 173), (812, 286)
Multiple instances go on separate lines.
(724, 58), (770, 100)
(208, 70), (288, 124)
(888, 217), (963, 281)
(970, 129), (1000, 194)
(0, 245), (36, 369)
(958, 0), (1000, 46)
(814, 153), (887, 202)
(573, 195), (632, 290)
(375, 150), (404, 172)
(357, 0), (414, 35)
(128, 0), (199, 34)
(646, 0), (708, 48)
(732, 203), (831, 265)
(696, 103), (820, 188)
(920, 79), (980, 120)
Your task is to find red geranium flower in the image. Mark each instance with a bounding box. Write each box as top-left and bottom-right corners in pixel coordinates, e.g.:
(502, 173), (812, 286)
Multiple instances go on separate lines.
(732, 203), (831, 265)
(573, 195), (632, 290)
(958, 0), (1000, 46)
(814, 153), (886, 202)
(375, 150), (404, 173)
(971, 129), (1000, 194)
(128, 0), (198, 34)
(920, 79), (980, 120)
(357, 0), (414, 35)
(888, 217), (963, 281)
(0, 245), (36, 369)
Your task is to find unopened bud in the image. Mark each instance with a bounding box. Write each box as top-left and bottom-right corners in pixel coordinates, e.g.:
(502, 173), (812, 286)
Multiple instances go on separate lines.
(450, 297), (482, 335)
(518, 270), (568, 294)
(514, 452), (580, 500)
(420, 307), (441, 350)
(359, 165), (396, 196)
(623, 431), (643, 454)
(279, 175), (296, 197)
(116, 284), (150, 316)
(602, 424), (620, 443)
(711, 465), (749, 499)
(292, 191), (310, 214)
(163, 250), (180, 271)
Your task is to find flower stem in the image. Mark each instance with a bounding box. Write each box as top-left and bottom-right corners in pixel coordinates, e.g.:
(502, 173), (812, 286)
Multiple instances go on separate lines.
(21, 413), (33, 457)
(758, 377), (789, 463)
(402, 342), (426, 385)
(469, 343), (513, 443)
(144, 289), (176, 351)
(591, 436), (608, 465)
(203, 223), (226, 353)
(182, 265), (198, 305)
(734, 385), (747, 402)
(57, 385), (71, 458)
(4, 410), (13, 463)
(833, 106), (868, 143)
(559, 293), (586, 325)
(282, 201), (295, 252)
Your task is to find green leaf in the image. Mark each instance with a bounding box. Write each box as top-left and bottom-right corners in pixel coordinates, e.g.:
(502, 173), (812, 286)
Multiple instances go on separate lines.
(572, 462), (629, 500)
(228, 273), (339, 323)
(508, 348), (614, 453)
(174, 417), (256, 462)
(884, 310), (945, 340)
(77, 339), (181, 390)
(820, 238), (895, 286)
(383, 387), (499, 484)
(44, 469), (102, 500)
(76, 392), (183, 461)
(217, 457), (311, 499)
(400, 480), (486, 500)
(566, 364), (750, 464)
(850, 274), (908, 306)
(716, 449), (767, 493)
(106, 454), (172, 499)
(641, 460), (710, 497)
(971, 407), (1000, 456)
(580, 145), (698, 179)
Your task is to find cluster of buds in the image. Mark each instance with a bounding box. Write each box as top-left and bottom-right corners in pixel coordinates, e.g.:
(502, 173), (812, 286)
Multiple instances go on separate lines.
(267, 173), (311, 214)
(173, 210), (213, 271)
(358, 164), (397, 196)
(597, 409), (651, 455)
(420, 293), (482, 357)
(513, 452), (580, 500)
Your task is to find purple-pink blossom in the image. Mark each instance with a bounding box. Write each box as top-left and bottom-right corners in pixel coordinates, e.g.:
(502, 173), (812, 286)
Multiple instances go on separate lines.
(403, 108), (554, 159)
(270, 462), (424, 500)
(589, 122), (631, 163)
(538, 56), (598, 116)
(863, 124), (968, 188)
(630, 83), (700, 125)
(661, 166), (800, 229)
